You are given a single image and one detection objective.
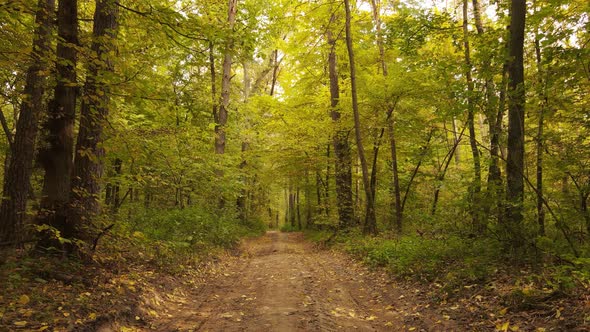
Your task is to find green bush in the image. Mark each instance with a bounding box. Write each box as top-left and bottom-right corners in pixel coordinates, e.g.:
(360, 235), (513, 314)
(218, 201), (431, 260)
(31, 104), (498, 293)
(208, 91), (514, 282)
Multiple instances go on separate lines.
(120, 206), (266, 269)
(280, 223), (299, 232)
(306, 230), (501, 285)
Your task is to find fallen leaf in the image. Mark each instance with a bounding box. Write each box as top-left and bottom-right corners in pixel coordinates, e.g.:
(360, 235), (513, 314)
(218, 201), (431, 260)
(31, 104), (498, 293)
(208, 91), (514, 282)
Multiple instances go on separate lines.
(496, 321), (509, 331)
(366, 315), (377, 321)
(13, 321), (27, 327)
(18, 295), (30, 305)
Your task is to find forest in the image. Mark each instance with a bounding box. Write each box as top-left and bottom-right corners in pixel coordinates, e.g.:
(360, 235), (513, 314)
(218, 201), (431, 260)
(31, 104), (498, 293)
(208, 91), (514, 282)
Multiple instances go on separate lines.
(0, 0), (589, 330)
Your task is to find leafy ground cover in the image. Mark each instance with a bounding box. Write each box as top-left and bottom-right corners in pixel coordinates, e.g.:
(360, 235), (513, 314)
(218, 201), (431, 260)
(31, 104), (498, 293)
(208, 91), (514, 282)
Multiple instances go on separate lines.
(0, 207), (265, 331)
(306, 229), (590, 331)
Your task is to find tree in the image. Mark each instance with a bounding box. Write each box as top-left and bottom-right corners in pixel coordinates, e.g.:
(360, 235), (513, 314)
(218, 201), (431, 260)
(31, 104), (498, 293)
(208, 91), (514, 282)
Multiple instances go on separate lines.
(369, 0), (402, 232)
(215, 0), (238, 155)
(343, 0), (376, 235)
(36, 0), (79, 252)
(462, 0), (482, 230)
(0, 0), (54, 245)
(505, 0), (526, 245)
(68, 0), (119, 241)
(327, 14), (354, 229)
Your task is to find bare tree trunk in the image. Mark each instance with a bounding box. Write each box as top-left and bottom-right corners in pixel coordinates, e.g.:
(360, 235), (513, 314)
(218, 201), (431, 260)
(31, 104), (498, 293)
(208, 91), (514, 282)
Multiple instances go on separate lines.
(505, 0), (527, 245)
(68, 0), (119, 241)
(0, 0), (54, 245)
(344, 0), (376, 234)
(37, 0), (78, 252)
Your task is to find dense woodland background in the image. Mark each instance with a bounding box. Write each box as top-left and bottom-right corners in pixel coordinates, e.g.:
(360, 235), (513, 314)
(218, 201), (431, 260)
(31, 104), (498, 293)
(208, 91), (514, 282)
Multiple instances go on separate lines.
(0, 0), (589, 329)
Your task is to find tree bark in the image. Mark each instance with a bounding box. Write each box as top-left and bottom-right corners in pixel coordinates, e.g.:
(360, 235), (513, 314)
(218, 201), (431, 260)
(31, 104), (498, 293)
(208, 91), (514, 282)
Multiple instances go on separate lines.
(327, 22), (354, 229)
(505, 0), (526, 244)
(0, 0), (54, 245)
(343, 0), (377, 235)
(37, 0), (78, 252)
(215, 0), (237, 155)
(68, 0), (119, 241)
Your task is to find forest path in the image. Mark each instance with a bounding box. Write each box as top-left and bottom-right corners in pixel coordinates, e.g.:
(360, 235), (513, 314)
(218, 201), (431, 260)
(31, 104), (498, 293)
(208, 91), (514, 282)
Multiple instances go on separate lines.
(139, 231), (454, 331)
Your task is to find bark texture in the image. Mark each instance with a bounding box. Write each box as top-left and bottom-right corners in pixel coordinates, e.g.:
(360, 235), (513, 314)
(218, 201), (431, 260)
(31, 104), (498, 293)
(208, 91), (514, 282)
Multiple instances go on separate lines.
(37, 0), (78, 251)
(68, 0), (119, 240)
(505, 0), (526, 243)
(0, 0), (54, 245)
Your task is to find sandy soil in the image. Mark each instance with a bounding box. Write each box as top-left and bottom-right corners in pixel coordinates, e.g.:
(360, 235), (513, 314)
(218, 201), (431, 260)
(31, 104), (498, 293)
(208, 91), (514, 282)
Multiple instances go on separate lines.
(135, 231), (455, 331)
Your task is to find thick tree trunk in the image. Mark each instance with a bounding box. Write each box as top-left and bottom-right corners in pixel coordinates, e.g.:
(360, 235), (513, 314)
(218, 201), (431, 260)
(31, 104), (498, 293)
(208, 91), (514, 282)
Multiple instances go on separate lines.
(68, 0), (119, 241)
(505, 0), (526, 245)
(37, 0), (78, 252)
(0, 0), (54, 246)
(343, 0), (376, 234)
(327, 22), (354, 229)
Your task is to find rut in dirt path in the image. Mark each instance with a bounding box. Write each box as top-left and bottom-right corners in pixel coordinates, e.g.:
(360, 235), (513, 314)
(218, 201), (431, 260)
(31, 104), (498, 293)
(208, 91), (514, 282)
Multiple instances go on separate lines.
(146, 231), (453, 332)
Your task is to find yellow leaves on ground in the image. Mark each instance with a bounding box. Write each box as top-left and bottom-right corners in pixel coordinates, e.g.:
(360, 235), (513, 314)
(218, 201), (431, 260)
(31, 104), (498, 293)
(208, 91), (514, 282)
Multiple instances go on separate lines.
(496, 321), (520, 331)
(18, 295), (30, 305)
(13, 320), (27, 327)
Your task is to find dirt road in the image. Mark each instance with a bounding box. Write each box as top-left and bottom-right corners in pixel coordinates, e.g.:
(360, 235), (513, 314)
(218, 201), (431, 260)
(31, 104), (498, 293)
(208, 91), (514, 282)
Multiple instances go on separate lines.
(139, 232), (454, 331)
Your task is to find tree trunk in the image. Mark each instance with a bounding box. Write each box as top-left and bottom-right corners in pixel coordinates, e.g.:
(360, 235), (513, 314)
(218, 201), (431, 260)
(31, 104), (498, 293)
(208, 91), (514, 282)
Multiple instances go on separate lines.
(369, 0), (403, 232)
(505, 0), (526, 243)
(0, 0), (54, 246)
(37, 0), (78, 252)
(327, 22), (354, 229)
(534, 36), (546, 236)
(296, 186), (302, 230)
(111, 159), (122, 214)
(387, 115), (402, 233)
(215, 0), (237, 155)
(452, 118), (461, 164)
(462, 0), (483, 231)
(344, 0), (376, 235)
(68, 0), (119, 241)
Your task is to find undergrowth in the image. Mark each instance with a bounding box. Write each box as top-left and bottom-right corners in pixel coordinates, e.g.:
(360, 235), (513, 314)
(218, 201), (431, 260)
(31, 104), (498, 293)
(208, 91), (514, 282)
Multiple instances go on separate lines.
(0, 206), (266, 330)
(305, 228), (590, 297)
(116, 205), (266, 271)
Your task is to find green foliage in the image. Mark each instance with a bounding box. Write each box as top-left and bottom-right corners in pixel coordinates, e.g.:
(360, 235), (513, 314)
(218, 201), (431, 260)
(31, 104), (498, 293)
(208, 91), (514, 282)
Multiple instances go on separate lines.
(279, 223), (299, 232)
(309, 229), (502, 286)
(114, 206), (265, 270)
